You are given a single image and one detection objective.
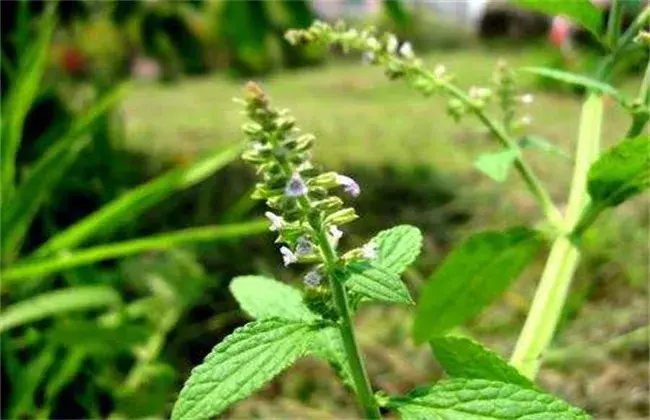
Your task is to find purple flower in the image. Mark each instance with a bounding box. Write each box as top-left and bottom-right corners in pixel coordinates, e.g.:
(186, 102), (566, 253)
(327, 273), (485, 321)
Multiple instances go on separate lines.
(295, 236), (314, 257)
(304, 269), (322, 287)
(285, 173), (308, 197)
(336, 174), (360, 197)
(280, 246), (297, 266)
(265, 211), (284, 231)
(361, 242), (379, 260)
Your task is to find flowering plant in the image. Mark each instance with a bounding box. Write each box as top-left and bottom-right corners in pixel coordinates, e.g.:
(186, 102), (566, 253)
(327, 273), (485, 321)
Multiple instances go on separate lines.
(173, 2), (648, 418)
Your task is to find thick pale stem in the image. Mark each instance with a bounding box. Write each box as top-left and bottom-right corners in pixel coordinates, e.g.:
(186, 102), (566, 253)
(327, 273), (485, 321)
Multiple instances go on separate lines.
(510, 94), (603, 378)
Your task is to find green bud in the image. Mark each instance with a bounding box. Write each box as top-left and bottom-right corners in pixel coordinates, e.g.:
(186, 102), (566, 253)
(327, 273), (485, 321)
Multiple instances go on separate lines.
(242, 122), (263, 136)
(241, 149), (266, 164)
(308, 171), (339, 188)
(314, 197), (344, 212)
(304, 288), (338, 321)
(325, 208), (359, 225)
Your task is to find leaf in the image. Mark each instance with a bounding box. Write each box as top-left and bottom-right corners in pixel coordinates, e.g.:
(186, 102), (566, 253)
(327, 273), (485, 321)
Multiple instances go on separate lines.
(346, 260), (414, 305)
(510, 0), (603, 38)
(1, 5), (56, 201)
(0, 286), (121, 333)
(34, 144), (242, 257)
(388, 378), (589, 419)
(587, 135), (650, 208)
(519, 135), (571, 160)
(2, 220), (268, 284)
(49, 320), (151, 356)
(230, 275), (317, 321)
(413, 227), (542, 343)
(430, 335), (533, 388)
(521, 67), (620, 99)
(7, 344), (57, 419)
(172, 318), (317, 420)
(229, 277), (355, 389)
(474, 149), (518, 182)
(1, 85), (130, 262)
(374, 224), (423, 274)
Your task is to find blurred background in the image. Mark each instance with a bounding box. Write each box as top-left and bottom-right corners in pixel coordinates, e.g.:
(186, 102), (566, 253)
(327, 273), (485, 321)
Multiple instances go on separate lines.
(1, 0), (648, 418)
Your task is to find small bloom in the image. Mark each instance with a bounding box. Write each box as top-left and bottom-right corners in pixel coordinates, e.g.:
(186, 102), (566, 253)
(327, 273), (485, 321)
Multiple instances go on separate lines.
(386, 35), (398, 54)
(434, 64), (447, 79)
(336, 174), (360, 197)
(362, 51), (376, 65)
(295, 236), (314, 257)
(280, 246), (297, 266)
(366, 37), (381, 51)
(304, 269), (322, 287)
(252, 141), (265, 151)
(520, 94), (534, 105)
(399, 42), (414, 59)
(361, 242), (379, 260)
(265, 211), (285, 231)
(469, 86), (492, 99)
(521, 115), (533, 125)
(285, 172), (308, 197)
(329, 225), (343, 241)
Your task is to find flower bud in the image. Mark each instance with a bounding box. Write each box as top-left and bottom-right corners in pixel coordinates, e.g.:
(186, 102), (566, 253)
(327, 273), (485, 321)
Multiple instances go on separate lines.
(325, 208), (359, 225)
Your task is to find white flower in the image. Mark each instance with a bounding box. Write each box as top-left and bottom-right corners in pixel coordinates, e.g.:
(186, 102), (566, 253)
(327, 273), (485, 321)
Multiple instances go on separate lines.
(366, 37), (381, 51)
(521, 115), (533, 125)
(361, 242), (379, 260)
(304, 269), (322, 287)
(469, 86), (492, 99)
(520, 94), (534, 105)
(399, 42), (414, 59)
(280, 246), (297, 266)
(386, 35), (399, 54)
(434, 64), (447, 79)
(328, 225), (343, 247)
(336, 174), (360, 197)
(362, 51), (377, 65)
(264, 211), (284, 231)
(295, 236), (314, 257)
(285, 172), (308, 197)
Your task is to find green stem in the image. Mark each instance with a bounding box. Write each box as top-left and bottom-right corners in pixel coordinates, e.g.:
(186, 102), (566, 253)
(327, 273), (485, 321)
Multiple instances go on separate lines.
(439, 81), (564, 227)
(510, 94), (603, 378)
(606, 0), (623, 48)
(269, 139), (381, 418)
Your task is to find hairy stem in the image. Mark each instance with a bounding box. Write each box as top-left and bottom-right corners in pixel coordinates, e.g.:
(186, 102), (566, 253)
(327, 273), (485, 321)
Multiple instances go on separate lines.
(511, 94), (603, 378)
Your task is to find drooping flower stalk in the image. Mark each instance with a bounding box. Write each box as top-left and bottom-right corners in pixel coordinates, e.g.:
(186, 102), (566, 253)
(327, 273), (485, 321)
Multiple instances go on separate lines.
(240, 82), (382, 418)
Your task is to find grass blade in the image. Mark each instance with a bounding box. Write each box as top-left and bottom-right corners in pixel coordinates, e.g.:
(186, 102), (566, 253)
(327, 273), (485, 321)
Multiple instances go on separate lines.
(1, 5), (56, 201)
(0, 285), (121, 333)
(2, 219), (268, 283)
(0, 85), (130, 262)
(35, 144), (243, 257)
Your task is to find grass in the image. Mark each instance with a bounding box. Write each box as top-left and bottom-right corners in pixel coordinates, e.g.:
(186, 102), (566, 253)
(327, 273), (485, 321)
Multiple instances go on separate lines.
(124, 45), (648, 418)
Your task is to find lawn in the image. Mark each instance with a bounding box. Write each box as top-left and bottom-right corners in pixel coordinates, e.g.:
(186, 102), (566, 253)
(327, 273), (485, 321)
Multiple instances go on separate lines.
(123, 45), (648, 418)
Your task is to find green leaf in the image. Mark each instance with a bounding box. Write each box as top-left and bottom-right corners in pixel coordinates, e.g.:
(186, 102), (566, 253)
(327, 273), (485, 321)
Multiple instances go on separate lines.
(34, 144), (242, 257)
(474, 149), (518, 182)
(346, 260), (414, 305)
(413, 227), (542, 343)
(519, 135), (571, 160)
(49, 320), (151, 356)
(510, 0), (603, 38)
(521, 67), (620, 99)
(374, 224), (423, 274)
(1, 5), (56, 201)
(309, 327), (356, 390)
(172, 318), (317, 420)
(2, 220), (268, 284)
(430, 335), (533, 388)
(7, 344), (57, 419)
(587, 135), (649, 208)
(388, 378), (589, 419)
(0, 286), (121, 333)
(1, 85), (130, 262)
(230, 275), (317, 321)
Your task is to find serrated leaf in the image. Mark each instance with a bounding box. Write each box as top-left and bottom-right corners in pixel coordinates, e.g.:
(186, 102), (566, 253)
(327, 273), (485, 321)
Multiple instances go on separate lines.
(510, 0), (603, 38)
(388, 378), (589, 419)
(587, 135), (649, 208)
(346, 260), (414, 305)
(310, 327), (356, 390)
(474, 149), (518, 182)
(413, 227), (542, 343)
(374, 225), (423, 274)
(521, 67), (620, 99)
(0, 286), (122, 333)
(230, 275), (317, 321)
(430, 335), (533, 388)
(172, 318), (317, 420)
